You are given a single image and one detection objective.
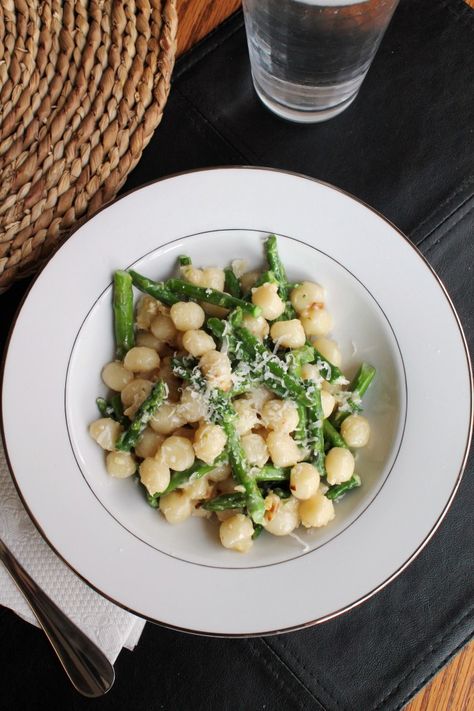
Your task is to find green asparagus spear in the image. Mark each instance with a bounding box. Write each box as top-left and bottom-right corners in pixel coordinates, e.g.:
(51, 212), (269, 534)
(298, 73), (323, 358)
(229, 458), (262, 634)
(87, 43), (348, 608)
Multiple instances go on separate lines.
(179, 255), (192, 266)
(294, 401), (308, 447)
(254, 465), (290, 482)
(285, 348), (311, 449)
(253, 270), (279, 288)
(222, 415), (266, 524)
(264, 235), (297, 319)
(129, 270), (180, 306)
(305, 341), (345, 384)
(202, 492), (246, 512)
(265, 235), (288, 299)
(146, 491), (160, 508)
(96, 397), (115, 418)
(165, 278), (261, 317)
(161, 460), (217, 496)
(110, 394), (128, 425)
(206, 316), (242, 360)
(326, 475), (361, 500)
(116, 380), (167, 452)
(206, 317), (226, 340)
(330, 362), (376, 428)
(348, 362), (376, 400)
(252, 524), (264, 539)
(323, 419), (348, 449)
(305, 385), (326, 475)
(113, 270), (135, 359)
(96, 395), (128, 426)
(224, 268), (242, 298)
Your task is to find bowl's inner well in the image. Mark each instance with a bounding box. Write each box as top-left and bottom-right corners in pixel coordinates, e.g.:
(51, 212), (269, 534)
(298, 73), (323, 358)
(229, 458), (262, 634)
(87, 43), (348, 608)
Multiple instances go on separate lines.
(66, 230), (406, 569)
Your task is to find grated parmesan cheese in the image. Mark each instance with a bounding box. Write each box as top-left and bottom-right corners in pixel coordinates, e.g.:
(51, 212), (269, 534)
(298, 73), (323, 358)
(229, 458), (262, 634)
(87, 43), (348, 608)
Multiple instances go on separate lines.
(288, 531), (310, 553)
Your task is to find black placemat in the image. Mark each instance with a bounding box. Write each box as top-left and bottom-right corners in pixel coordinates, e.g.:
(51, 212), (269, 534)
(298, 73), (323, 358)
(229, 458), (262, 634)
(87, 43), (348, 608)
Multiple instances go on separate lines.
(1, 1), (473, 709)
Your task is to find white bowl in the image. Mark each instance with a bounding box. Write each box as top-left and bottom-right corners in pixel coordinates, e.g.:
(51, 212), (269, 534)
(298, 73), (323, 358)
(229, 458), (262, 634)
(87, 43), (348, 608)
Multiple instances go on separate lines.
(2, 168), (471, 635)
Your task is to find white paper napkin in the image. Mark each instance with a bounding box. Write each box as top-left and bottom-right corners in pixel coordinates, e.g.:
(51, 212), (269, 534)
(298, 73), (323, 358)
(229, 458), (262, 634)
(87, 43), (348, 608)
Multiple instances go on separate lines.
(0, 434), (146, 663)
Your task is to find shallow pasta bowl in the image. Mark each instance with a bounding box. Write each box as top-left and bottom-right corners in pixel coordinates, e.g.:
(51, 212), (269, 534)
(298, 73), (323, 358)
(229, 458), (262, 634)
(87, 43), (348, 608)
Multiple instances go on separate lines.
(1, 167), (472, 636)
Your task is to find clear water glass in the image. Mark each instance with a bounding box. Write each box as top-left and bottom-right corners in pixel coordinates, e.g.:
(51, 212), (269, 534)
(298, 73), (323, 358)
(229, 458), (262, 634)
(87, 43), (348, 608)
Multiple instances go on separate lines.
(242, 0), (399, 123)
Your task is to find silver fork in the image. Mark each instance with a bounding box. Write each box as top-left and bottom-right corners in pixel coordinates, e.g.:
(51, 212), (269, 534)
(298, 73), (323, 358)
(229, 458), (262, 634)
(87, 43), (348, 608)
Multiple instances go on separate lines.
(0, 538), (115, 696)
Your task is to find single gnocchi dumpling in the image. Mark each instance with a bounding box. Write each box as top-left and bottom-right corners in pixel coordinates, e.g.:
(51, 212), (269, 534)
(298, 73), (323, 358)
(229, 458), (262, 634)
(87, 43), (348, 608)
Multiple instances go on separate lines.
(178, 386), (208, 424)
(150, 314), (178, 345)
(241, 314), (269, 341)
(233, 398), (260, 436)
(139, 456), (170, 495)
(193, 423), (227, 465)
(321, 390), (336, 419)
(251, 282), (285, 320)
(290, 281), (325, 314)
(135, 294), (161, 330)
(299, 490), (335, 528)
(181, 265), (225, 291)
(159, 490), (193, 524)
(159, 436), (195, 472)
(101, 361), (134, 392)
(264, 497), (300, 536)
(89, 418), (122, 451)
(106, 451), (136, 479)
(261, 399), (299, 434)
(199, 350), (233, 391)
(269, 319), (306, 349)
(300, 305), (333, 337)
(123, 346), (160, 373)
(134, 427), (164, 459)
(325, 447), (355, 485)
(170, 301), (205, 332)
(290, 463), (320, 500)
(340, 414), (371, 448)
(219, 514), (254, 552)
(149, 402), (187, 435)
(266, 432), (302, 468)
(184, 475), (213, 502)
(240, 433), (269, 468)
(182, 329), (216, 357)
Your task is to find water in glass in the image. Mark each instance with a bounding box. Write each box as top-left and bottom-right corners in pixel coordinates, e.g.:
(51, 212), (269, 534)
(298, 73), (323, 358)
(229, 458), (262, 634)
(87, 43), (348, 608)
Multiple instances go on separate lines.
(242, 0), (399, 122)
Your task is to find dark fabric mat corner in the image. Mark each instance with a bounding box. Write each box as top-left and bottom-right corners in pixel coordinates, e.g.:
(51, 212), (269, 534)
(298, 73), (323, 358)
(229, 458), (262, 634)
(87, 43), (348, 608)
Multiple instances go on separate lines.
(1, 1), (473, 710)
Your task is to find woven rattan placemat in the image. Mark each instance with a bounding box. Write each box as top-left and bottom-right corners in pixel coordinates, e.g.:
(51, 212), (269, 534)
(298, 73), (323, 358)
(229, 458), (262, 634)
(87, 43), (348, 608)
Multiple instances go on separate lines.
(0, 0), (177, 290)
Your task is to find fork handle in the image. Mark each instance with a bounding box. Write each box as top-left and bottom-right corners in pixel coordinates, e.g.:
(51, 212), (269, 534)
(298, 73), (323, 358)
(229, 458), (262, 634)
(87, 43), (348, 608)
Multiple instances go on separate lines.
(0, 538), (115, 697)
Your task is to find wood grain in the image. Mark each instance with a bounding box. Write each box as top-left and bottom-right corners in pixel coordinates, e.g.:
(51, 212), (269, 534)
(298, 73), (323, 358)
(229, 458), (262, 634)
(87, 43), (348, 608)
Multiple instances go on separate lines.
(405, 641), (474, 711)
(176, 0), (241, 56)
(175, 2), (474, 710)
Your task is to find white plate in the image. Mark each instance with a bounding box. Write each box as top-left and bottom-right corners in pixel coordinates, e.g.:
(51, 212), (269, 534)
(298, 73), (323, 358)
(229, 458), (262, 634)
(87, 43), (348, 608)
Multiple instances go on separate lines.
(2, 168), (472, 635)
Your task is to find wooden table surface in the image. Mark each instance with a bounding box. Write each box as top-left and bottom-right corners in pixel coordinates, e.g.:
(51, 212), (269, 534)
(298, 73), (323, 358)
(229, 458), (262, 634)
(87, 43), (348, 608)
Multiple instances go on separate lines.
(174, 2), (473, 710)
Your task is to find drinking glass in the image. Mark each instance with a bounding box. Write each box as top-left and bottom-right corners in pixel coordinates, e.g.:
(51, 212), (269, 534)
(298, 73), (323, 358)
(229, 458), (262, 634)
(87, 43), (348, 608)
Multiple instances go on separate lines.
(242, 0), (399, 123)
